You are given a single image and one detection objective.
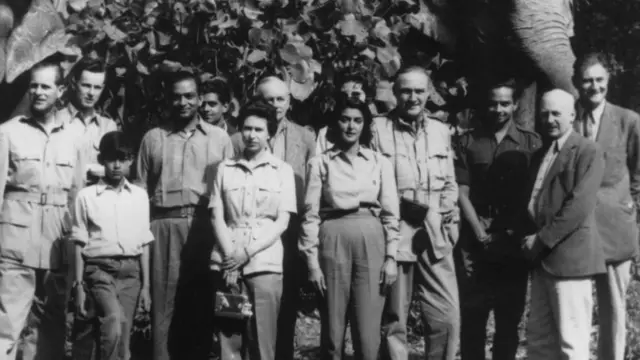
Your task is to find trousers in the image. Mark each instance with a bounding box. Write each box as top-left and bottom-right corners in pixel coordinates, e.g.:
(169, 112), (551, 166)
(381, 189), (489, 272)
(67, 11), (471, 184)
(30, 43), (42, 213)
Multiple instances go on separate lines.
(382, 229), (460, 360)
(526, 268), (593, 360)
(595, 260), (632, 360)
(275, 217), (302, 360)
(318, 212), (386, 360)
(456, 238), (529, 360)
(212, 271), (283, 360)
(72, 257), (141, 360)
(150, 215), (214, 360)
(0, 260), (67, 360)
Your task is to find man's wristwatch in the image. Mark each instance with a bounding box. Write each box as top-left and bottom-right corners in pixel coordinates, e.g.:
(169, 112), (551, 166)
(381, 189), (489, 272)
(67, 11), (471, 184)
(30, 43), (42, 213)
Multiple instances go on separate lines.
(384, 255), (396, 262)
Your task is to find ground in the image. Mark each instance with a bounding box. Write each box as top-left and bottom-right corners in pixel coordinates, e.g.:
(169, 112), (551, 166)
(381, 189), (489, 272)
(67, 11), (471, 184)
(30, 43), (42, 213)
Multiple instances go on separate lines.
(100, 272), (640, 359)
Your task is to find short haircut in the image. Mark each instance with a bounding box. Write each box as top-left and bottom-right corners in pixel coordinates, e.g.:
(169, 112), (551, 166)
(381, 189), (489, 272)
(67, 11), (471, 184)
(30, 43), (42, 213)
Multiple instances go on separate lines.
(394, 66), (429, 82)
(573, 52), (613, 78)
(31, 60), (64, 85)
(393, 66), (432, 91)
(486, 77), (521, 100)
(98, 131), (134, 160)
(165, 70), (200, 95)
(237, 100), (279, 137)
(327, 94), (373, 147)
(71, 56), (107, 82)
(201, 79), (231, 104)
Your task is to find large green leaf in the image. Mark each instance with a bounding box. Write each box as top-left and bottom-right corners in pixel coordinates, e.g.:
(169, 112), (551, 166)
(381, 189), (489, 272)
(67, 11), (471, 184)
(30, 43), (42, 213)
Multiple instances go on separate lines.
(5, 0), (66, 83)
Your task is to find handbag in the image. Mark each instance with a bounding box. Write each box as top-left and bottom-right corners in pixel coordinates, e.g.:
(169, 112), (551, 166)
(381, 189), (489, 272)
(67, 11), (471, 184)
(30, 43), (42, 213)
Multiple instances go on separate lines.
(400, 195), (429, 228)
(214, 291), (253, 320)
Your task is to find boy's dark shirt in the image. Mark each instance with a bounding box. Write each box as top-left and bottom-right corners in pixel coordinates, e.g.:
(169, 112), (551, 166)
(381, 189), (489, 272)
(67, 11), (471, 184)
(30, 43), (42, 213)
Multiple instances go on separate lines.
(455, 121), (542, 233)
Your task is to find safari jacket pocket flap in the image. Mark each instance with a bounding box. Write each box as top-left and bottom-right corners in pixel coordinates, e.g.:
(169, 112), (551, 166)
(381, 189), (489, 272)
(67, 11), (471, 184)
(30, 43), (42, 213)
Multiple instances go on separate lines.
(0, 207), (31, 227)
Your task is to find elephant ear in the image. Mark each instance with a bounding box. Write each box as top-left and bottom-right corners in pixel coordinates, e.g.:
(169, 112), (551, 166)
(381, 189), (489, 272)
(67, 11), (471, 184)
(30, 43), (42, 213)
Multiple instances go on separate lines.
(5, 0), (66, 83)
(0, 0), (16, 83)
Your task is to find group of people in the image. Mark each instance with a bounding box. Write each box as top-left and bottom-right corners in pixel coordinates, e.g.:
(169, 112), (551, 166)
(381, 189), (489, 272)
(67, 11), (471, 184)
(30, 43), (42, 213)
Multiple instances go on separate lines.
(0, 49), (637, 360)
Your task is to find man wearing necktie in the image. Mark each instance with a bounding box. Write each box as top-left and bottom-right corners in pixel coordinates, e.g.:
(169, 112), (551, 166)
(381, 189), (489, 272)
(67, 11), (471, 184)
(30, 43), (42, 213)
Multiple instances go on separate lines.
(520, 89), (605, 360)
(230, 76), (316, 360)
(573, 52), (640, 360)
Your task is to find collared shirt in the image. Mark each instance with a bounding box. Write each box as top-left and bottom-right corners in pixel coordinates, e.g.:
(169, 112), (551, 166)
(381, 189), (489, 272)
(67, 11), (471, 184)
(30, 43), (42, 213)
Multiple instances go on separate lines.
(211, 116), (238, 136)
(136, 118), (234, 208)
(528, 129), (573, 216)
(269, 119), (288, 160)
(455, 121), (541, 228)
(209, 151), (296, 275)
(56, 104), (119, 175)
(0, 116), (85, 268)
(583, 101), (606, 141)
(371, 111), (459, 261)
(71, 179), (154, 258)
(300, 146), (400, 270)
(315, 126), (331, 155)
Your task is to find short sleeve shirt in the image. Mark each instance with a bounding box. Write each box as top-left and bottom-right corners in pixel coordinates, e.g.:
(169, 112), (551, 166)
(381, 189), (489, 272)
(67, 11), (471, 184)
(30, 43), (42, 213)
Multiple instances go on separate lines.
(455, 121), (541, 229)
(209, 151), (296, 274)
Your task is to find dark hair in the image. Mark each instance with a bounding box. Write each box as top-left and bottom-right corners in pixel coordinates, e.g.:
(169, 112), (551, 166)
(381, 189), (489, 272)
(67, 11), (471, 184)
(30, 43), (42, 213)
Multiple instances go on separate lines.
(98, 131), (134, 161)
(486, 77), (521, 101)
(165, 70), (200, 95)
(201, 79), (231, 104)
(31, 60), (64, 85)
(339, 73), (374, 98)
(573, 52), (613, 80)
(237, 100), (279, 137)
(71, 56), (106, 82)
(328, 95), (373, 147)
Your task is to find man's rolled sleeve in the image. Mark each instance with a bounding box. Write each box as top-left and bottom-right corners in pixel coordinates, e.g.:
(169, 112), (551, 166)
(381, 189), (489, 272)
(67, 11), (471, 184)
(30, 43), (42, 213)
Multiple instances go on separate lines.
(453, 136), (470, 186)
(378, 155), (401, 259)
(299, 157), (323, 271)
(138, 190), (155, 246)
(279, 164), (297, 215)
(135, 132), (152, 191)
(70, 192), (90, 245)
(0, 130), (9, 211)
(440, 141), (460, 214)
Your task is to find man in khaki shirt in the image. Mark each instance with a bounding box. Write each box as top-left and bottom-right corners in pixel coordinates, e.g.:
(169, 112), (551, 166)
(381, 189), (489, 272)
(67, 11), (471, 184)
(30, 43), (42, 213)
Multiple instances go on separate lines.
(136, 71), (233, 360)
(0, 61), (85, 360)
(372, 67), (460, 360)
(56, 56), (119, 185)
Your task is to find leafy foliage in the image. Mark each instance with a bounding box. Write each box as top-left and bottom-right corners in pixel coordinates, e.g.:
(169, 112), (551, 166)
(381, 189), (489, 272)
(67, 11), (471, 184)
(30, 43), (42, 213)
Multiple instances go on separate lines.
(33, 0), (458, 143)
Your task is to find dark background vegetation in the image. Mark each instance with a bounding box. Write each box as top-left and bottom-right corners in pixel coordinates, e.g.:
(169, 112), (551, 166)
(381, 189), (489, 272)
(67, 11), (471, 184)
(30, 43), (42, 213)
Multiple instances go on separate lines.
(3, 0), (639, 358)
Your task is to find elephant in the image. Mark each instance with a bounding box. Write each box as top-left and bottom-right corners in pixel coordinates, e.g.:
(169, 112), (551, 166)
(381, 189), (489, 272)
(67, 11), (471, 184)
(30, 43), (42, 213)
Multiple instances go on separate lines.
(0, 0), (73, 122)
(413, 0), (578, 130)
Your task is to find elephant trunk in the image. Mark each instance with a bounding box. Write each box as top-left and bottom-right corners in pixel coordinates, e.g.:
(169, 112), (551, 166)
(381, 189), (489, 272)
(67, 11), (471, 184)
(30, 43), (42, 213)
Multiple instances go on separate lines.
(510, 0), (578, 97)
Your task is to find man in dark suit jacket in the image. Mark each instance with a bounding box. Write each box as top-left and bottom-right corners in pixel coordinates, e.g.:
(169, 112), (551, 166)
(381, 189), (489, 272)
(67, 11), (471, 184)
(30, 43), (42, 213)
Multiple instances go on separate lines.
(522, 89), (605, 360)
(230, 76), (316, 360)
(572, 52), (640, 360)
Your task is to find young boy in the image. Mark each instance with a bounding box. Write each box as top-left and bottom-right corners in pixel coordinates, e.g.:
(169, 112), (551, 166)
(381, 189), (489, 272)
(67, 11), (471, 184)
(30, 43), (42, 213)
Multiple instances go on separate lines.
(200, 78), (238, 135)
(70, 131), (154, 360)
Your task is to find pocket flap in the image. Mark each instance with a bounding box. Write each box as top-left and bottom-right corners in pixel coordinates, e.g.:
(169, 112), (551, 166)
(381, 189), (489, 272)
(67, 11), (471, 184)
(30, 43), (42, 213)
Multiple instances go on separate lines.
(0, 207), (31, 227)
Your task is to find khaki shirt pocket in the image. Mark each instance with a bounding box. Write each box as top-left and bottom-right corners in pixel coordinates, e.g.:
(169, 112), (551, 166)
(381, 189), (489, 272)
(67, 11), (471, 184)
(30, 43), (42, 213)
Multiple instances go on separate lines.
(427, 145), (450, 192)
(54, 151), (76, 191)
(0, 204), (32, 262)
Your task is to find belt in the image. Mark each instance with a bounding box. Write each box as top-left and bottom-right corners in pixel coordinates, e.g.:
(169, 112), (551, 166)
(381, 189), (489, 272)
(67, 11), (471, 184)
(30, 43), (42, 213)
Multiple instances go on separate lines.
(320, 204), (378, 221)
(151, 205), (208, 219)
(3, 191), (68, 206)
